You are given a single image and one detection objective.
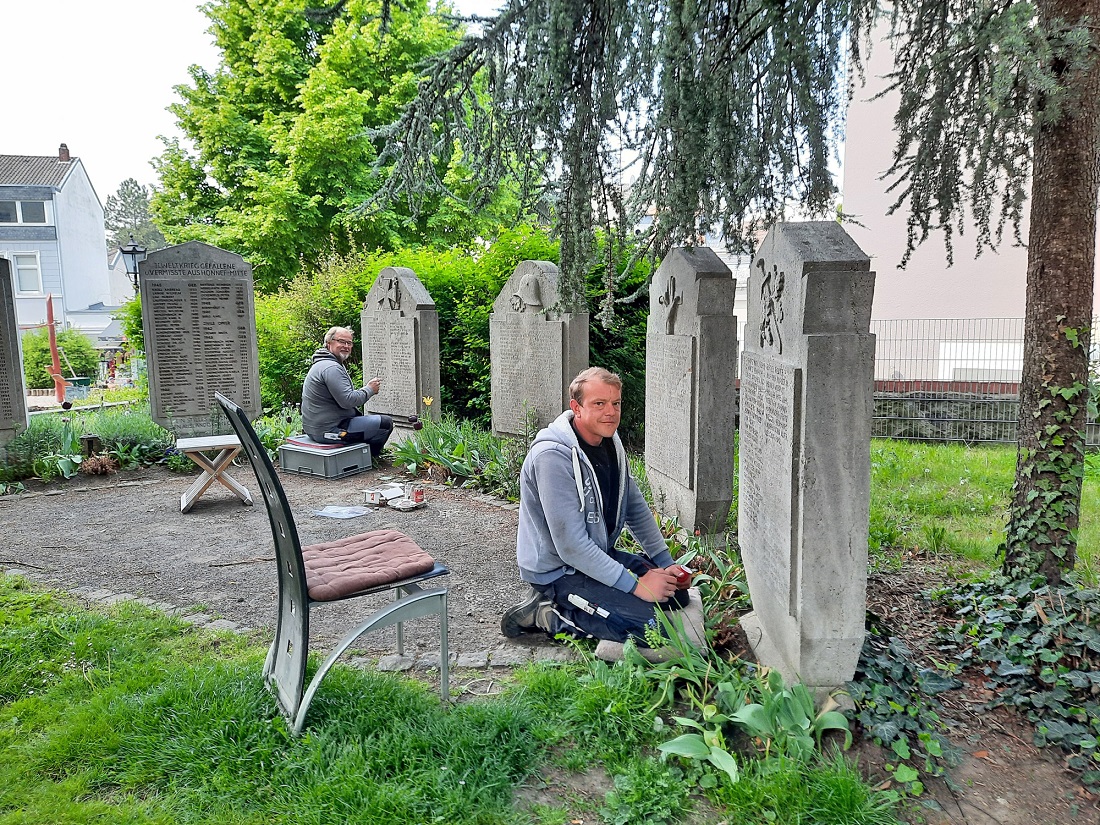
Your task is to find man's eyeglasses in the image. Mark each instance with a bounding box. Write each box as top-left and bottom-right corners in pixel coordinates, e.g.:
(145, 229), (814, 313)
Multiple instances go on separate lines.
(331, 338), (354, 346)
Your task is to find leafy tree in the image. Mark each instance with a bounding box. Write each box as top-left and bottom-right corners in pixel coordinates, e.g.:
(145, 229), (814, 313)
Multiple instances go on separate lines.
(379, 0), (1100, 585)
(151, 0), (520, 292)
(105, 178), (166, 251)
(20, 328), (99, 390)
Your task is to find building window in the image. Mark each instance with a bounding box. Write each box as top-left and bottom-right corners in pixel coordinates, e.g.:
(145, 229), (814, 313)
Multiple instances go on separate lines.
(20, 202), (46, 223)
(0, 200), (48, 224)
(12, 253), (41, 293)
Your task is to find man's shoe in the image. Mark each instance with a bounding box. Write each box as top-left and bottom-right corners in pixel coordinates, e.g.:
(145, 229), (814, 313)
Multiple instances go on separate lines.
(501, 586), (550, 637)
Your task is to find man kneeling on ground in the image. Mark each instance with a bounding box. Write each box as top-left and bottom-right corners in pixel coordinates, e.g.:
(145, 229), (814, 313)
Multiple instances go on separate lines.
(301, 326), (393, 460)
(501, 366), (691, 644)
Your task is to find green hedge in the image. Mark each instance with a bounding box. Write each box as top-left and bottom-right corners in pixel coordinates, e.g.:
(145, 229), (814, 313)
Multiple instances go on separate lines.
(20, 328), (99, 390)
(255, 227), (654, 441)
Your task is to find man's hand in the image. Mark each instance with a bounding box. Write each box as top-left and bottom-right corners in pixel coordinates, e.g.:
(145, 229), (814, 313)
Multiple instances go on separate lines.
(365, 377), (381, 394)
(633, 567), (679, 602)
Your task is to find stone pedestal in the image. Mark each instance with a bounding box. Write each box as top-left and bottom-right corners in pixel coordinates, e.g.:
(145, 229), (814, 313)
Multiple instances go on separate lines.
(139, 242), (261, 438)
(644, 247), (738, 535)
(489, 261), (588, 437)
(737, 222), (876, 690)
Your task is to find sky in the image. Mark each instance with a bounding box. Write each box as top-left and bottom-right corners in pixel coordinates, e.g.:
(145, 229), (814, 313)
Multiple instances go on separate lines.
(2, 0), (502, 206)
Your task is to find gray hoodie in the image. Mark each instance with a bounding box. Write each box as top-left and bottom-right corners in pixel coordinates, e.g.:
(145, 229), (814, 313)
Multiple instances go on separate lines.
(300, 348), (376, 441)
(516, 410), (675, 592)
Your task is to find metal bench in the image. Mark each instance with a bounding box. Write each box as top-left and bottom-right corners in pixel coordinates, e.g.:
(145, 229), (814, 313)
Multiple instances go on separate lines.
(214, 392), (450, 734)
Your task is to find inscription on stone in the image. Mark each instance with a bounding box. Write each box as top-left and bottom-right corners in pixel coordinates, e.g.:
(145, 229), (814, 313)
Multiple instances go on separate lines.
(0, 258), (27, 444)
(739, 351), (800, 607)
(364, 317), (419, 414)
(491, 319), (564, 435)
(645, 335), (694, 480)
(141, 243), (260, 436)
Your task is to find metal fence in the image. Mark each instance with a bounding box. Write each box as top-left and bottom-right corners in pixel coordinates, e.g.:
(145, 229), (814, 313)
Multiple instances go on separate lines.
(871, 318), (1100, 446)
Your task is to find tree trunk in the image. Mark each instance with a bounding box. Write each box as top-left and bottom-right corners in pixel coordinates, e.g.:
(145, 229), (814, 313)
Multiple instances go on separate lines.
(1004, 0), (1100, 583)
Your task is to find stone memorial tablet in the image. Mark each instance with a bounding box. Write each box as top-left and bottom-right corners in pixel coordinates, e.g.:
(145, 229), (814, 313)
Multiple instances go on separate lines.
(737, 222), (876, 691)
(0, 259), (28, 447)
(361, 267), (440, 426)
(644, 247), (737, 534)
(140, 242), (261, 437)
(490, 261), (588, 437)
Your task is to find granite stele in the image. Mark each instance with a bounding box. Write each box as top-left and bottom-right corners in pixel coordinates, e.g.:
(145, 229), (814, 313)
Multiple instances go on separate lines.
(139, 241), (262, 438)
(644, 246), (738, 535)
(738, 221), (876, 690)
(489, 260), (588, 438)
(0, 258), (28, 449)
(361, 266), (441, 428)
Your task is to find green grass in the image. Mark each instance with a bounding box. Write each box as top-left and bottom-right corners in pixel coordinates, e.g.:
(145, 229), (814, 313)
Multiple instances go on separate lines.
(0, 577), (541, 825)
(868, 439), (1100, 583)
(0, 577), (901, 824)
(709, 751), (900, 825)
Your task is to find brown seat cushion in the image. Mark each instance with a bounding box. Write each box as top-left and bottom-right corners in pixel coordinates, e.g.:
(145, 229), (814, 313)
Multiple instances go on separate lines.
(302, 529), (436, 601)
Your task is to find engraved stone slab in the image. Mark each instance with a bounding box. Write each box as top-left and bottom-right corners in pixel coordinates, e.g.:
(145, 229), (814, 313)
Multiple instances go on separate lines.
(0, 259), (28, 447)
(738, 222), (875, 690)
(361, 267), (441, 424)
(644, 247), (737, 534)
(490, 261), (588, 437)
(737, 352), (800, 612)
(139, 242), (261, 438)
(644, 334), (694, 481)
(490, 316), (566, 436)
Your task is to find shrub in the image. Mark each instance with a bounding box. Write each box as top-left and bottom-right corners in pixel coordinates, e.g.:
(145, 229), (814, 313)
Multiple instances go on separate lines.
(20, 328), (99, 389)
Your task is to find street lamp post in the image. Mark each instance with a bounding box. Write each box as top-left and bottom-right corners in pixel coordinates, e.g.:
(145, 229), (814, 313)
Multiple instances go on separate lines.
(119, 234), (147, 294)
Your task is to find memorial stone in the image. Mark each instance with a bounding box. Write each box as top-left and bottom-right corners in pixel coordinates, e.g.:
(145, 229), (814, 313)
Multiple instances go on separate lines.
(360, 267), (441, 427)
(738, 222), (876, 691)
(644, 247), (738, 534)
(489, 260), (588, 437)
(140, 242), (261, 437)
(0, 259), (28, 448)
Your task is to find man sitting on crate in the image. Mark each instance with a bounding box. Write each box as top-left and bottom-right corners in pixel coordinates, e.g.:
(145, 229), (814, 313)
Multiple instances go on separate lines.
(301, 326), (393, 460)
(501, 366), (692, 644)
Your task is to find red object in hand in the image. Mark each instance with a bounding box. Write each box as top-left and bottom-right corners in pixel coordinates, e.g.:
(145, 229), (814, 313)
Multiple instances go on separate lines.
(672, 565), (691, 586)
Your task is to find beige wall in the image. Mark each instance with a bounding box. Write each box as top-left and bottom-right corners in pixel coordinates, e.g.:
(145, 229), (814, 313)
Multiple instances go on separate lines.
(842, 40), (1099, 321)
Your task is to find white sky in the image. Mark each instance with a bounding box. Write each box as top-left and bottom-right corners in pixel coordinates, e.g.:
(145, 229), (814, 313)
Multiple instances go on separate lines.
(2, 0), (502, 205)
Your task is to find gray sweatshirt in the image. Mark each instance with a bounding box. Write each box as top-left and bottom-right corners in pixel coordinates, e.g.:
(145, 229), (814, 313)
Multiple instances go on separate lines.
(300, 348), (376, 441)
(516, 410), (675, 592)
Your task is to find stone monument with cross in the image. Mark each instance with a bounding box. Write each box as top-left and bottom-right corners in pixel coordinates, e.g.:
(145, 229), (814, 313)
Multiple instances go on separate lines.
(737, 221), (876, 690)
(644, 247), (738, 535)
(361, 267), (441, 429)
(489, 260), (589, 438)
(0, 258), (28, 450)
(140, 241), (262, 437)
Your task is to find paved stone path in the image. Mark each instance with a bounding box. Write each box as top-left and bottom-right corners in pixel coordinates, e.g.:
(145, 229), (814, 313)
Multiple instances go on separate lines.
(0, 466), (580, 684)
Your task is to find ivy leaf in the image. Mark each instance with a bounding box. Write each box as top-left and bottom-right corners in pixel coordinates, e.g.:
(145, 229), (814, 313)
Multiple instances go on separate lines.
(916, 669), (960, 695)
(893, 763), (920, 783)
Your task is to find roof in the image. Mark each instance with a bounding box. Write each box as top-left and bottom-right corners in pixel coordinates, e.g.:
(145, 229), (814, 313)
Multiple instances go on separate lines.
(0, 154), (77, 188)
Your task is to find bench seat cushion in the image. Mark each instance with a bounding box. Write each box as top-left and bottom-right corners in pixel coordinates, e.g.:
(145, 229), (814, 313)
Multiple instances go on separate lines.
(302, 529), (435, 601)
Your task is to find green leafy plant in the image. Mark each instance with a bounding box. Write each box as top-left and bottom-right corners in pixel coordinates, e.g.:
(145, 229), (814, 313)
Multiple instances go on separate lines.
(730, 669), (853, 762)
(600, 758), (691, 825)
(932, 574), (1100, 790)
(33, 422), (84, 481)
(846, 616), (958, 795)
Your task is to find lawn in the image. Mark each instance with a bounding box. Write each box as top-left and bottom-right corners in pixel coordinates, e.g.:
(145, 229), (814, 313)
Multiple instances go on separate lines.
(869, 439), (1100, 583)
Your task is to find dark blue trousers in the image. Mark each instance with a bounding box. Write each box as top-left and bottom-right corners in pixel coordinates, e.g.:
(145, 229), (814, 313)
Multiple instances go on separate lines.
(533, 549), (690, 645)
(337, 413), (393, 457)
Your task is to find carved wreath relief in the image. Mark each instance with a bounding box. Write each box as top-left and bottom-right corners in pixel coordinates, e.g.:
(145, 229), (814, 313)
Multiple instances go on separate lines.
(757, 258), (785, 354)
